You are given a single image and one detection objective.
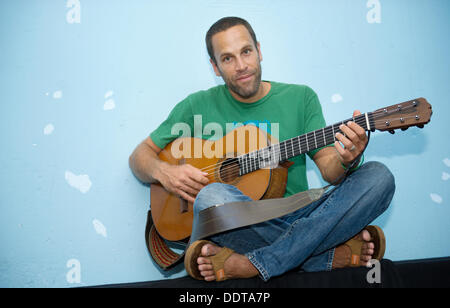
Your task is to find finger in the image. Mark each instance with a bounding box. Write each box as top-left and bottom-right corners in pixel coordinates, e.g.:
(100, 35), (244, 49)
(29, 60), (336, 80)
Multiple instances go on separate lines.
(353, 110), (362, 117)
(346, 121), (366, 139)
(339, 124), (358, 142)
(178, 179), (199, 196)
(186, 165), (210, 185)
(334, 140), (349, 161)
(183, 177), (205, 193)
(177, 189), (196, 203)
(335, 131), (353, 151)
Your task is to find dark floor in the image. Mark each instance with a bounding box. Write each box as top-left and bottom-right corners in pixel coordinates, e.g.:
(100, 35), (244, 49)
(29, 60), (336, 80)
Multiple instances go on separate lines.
(93, 257), (450, 288)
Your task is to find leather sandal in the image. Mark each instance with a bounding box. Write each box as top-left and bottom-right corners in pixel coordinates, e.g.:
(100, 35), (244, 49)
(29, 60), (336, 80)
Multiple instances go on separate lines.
(343, 225), (386, 267)
(184, 240), (235, 281)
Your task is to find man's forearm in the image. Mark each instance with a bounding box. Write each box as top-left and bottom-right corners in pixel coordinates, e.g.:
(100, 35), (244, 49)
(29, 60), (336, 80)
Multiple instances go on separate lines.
(129, 142), (165, 184)
(323, 152), (361, 185)
(322, 153), (346, 184)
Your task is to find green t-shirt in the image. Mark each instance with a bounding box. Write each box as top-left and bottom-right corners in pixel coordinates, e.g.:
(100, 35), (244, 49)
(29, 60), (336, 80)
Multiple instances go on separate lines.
(150, 81), (331, 197)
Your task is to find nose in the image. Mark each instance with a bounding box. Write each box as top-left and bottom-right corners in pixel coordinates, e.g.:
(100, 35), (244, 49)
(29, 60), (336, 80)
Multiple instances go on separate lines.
(235, 56), (247, 72)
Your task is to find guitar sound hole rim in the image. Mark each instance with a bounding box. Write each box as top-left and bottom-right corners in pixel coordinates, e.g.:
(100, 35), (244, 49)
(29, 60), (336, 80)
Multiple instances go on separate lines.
(217, 157), (240, 185)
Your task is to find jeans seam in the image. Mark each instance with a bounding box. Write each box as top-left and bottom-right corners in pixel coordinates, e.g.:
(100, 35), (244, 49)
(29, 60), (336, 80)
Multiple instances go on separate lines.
(278, 217), (302, 242)
(246, 252), (270, 282)
(327, 248), (335, 271)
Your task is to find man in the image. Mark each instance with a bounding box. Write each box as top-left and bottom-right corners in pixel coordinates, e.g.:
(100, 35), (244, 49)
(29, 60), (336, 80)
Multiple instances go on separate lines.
(129, 17), (395, 282)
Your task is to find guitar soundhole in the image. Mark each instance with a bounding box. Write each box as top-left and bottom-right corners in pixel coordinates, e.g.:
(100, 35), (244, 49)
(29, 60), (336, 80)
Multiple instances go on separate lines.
(218, 158), (240, 183)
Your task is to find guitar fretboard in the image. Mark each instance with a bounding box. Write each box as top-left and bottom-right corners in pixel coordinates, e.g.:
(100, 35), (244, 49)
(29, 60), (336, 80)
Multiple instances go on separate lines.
(238, 112), (374, 175)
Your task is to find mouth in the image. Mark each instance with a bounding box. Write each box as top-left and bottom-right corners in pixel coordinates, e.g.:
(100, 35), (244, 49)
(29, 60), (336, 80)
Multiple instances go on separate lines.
(236, 73), (254, 83)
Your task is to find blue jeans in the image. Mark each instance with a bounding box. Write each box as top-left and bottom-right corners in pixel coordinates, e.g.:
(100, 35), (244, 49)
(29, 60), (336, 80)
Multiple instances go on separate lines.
(193, 161), (395, 281)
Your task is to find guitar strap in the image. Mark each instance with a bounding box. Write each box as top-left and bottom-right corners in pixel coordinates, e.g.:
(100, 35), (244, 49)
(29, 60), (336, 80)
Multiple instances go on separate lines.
(145, 134), (370, 270)
(145, 210), (185, 270)
(145, 185), (332, 270)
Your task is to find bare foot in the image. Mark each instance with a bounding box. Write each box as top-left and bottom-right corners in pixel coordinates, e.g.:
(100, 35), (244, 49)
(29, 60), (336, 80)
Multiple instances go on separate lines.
(332, 229), (375, 269)
(197, 243), (259, 281)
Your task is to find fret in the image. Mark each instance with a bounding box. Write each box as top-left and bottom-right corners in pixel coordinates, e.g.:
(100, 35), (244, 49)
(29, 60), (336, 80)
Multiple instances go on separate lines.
(244, 154), (248, 173)
(269, 145), (274, 166)
(313, 130), (317, 149)
(291, 139), (295, 157)
(331, 125), (336, 141)
(264, 148), (269, 168)
(283, 141), (288, 161)
(268, 145), (273, 166)
(274, 143), (280, 164)
(250, 152), (255, 172)
(308, 132), (316, 152)
(258, 149), (262, 169)
(305, 133), (309, 152)
(297, 136), (301, 155)
(260, 148), (266, 169)
(322, 128), (326, 147)
(238, 156), (242, 176)
(364, 112), (371, 131)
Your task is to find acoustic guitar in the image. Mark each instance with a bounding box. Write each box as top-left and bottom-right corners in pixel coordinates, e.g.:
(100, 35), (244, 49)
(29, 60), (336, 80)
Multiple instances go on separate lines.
(151, 98), (432, 241)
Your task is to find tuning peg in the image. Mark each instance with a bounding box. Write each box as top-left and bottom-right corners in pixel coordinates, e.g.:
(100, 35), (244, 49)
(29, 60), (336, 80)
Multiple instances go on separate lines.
(401, 127), (409, 131)
(417, 125), (424, 129)
(389, 130), (395, 134)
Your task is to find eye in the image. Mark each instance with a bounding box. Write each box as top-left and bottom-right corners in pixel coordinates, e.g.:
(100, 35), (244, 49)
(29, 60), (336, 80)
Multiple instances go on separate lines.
(243, 49), (251, 55)
(223, 56), (232, 63)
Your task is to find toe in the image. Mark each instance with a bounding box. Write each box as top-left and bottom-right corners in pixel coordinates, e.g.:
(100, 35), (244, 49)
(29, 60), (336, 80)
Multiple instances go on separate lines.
(197, 257), (211, 265)
(204, 274), (217, 282)
(200, 270), (215, 278)
(361, 254), (372, 262)
(362, 241), (374, 249)
(201, 243), (221, 257)
(360, 229), (371, 242)
(198, 263), (213, 272)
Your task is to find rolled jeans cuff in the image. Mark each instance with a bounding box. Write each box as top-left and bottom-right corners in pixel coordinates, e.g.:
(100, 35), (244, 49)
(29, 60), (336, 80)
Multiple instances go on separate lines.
(245, 252), (270, 282)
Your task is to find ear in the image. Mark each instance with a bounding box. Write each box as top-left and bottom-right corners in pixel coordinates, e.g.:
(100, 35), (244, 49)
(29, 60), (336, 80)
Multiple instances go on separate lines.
(209, 58), (221, 77)
(257, 42), (263, 61)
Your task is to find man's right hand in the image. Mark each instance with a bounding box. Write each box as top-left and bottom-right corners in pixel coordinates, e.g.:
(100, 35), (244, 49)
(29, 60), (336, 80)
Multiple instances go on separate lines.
(156, 163), (209, 203)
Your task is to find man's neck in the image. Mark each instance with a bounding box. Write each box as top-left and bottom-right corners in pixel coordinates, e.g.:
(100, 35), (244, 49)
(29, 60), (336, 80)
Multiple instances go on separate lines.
(229, 81), (271, 103)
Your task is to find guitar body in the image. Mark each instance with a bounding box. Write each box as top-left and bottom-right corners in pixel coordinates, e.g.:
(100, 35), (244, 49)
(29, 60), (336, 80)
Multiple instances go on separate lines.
(151, 125), (292, 241)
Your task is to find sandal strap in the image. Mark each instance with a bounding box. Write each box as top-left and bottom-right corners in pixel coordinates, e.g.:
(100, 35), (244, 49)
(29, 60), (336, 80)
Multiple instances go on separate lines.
(344, 238), (364, 267)
(209, 247), (234, 281)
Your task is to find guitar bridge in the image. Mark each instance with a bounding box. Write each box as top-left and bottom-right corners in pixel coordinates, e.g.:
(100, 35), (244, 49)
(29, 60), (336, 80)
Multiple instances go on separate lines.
(180, 198), (189, 213)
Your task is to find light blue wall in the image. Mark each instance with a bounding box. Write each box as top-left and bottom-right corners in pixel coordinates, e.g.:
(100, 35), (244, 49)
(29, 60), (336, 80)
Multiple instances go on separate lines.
(0, 0), (449, 287)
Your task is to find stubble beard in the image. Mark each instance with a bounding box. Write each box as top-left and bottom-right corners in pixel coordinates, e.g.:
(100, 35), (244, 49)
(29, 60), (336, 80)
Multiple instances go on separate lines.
(220, 62), (263, 100)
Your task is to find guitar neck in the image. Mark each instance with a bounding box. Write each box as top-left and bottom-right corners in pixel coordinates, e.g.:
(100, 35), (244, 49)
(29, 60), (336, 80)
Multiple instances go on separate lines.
(238, 112), (374, 175)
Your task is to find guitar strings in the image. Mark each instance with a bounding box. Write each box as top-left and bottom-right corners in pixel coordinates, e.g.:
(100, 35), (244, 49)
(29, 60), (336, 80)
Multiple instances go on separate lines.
(199, 113), (419, 178)
(199, 115), (404, 178)
(195, 108), (420, 176)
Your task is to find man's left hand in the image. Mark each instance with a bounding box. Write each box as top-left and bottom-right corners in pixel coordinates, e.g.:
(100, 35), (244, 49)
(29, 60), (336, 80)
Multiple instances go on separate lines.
(334, 110), (368, 167)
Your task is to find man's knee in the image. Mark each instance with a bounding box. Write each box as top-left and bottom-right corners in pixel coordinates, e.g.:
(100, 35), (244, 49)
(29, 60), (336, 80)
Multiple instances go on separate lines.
(360, 161), (396, 211)
(363, 161), (395, 188)
(194, 183), (231, 214)
(194, 183), (251, 215)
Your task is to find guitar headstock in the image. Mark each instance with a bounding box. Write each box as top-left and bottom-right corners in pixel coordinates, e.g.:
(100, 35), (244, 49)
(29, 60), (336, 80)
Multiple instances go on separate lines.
(371, 98), (432, 132)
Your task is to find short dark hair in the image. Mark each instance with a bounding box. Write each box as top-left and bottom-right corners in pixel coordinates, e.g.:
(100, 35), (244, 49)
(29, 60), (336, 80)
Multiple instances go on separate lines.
(206, 17), (258, 65)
